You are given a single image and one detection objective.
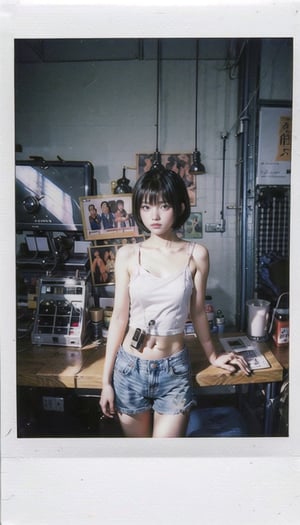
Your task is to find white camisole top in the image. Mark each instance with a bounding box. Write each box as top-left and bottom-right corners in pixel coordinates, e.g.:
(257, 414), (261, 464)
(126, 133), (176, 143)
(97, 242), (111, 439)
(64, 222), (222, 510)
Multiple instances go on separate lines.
(128, 243), (195, 336)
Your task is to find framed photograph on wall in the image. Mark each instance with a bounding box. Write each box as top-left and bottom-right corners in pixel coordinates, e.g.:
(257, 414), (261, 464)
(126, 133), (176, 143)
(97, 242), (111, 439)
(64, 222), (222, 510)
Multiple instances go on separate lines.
(136, 153), (197, 206)
(183, 212), (203, 239)
(80, 194), (139, 241)
(89, 244), (117, 286)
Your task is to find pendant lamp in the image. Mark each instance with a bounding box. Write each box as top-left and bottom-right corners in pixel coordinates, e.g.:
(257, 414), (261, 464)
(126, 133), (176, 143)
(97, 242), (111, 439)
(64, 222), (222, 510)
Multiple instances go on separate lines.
(114, 166), (132, 194)
(152, 39), (162, 168)
(190, 39), (206, 175)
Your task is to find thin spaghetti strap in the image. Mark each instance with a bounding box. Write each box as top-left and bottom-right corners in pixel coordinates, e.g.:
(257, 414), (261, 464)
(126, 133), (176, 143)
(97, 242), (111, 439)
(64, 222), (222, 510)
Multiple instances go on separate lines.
(186, 242), (196, 268)
(187, 242), (196, 264)
(137, 242), (142, 265)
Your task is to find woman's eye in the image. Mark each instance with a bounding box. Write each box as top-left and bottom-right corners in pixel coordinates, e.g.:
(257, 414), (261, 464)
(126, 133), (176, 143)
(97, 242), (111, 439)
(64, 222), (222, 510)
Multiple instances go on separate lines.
(161, 203), (170, 210)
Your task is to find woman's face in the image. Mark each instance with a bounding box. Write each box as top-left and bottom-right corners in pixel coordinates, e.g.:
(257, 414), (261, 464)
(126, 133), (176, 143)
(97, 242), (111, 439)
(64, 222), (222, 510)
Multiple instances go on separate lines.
(139, 194), (175, 235)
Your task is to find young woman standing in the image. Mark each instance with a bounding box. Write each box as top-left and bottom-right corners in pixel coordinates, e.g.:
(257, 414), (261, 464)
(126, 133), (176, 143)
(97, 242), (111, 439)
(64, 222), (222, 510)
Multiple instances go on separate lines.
(99, 166), (250, 437)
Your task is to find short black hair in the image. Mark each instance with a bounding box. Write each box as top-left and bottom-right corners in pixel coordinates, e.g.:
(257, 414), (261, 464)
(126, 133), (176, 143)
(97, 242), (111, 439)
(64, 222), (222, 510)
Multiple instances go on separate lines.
(132, 165), (191, 233)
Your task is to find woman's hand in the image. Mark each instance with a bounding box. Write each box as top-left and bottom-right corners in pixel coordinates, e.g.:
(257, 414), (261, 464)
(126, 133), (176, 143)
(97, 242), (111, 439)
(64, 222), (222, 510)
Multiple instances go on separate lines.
(211, 352), (252, 376)
(99, 384), (116, 418)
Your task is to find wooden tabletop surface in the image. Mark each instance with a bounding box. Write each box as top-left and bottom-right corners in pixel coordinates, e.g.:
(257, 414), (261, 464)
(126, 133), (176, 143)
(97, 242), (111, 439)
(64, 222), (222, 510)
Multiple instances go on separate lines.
(194, 337), (285, 387)
(17, 333), (288, 390)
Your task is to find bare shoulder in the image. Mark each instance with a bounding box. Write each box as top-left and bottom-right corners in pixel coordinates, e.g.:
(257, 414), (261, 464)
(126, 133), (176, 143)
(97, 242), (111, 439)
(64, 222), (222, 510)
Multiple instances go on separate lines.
(191, 242), (209, 262)
(116, 242), (139, 267)
(189, 242), (209, 277)
(116, 242), (137, 258)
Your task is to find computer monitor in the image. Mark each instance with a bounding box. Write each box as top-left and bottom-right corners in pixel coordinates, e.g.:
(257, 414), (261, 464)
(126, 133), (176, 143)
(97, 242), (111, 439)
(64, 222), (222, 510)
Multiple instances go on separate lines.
(15, 159), (95, 232)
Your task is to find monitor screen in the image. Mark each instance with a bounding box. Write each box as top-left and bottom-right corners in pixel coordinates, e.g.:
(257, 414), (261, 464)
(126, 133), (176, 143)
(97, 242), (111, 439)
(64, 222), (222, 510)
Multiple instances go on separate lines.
(15, 160), (94, 232)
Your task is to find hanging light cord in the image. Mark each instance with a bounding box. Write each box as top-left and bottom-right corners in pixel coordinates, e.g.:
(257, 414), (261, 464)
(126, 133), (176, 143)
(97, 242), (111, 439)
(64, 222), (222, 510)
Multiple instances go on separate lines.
(189, 39), (205, 175)
(220, 132), (228, 221)
(155, 39), (161, 154)
(194, 39), (199, 151)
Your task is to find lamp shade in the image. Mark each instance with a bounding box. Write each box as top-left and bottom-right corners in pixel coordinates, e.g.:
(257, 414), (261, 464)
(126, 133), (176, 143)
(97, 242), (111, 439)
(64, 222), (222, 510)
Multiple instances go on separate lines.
(114, 167), (132, 194)
(189, 149), (205, 175)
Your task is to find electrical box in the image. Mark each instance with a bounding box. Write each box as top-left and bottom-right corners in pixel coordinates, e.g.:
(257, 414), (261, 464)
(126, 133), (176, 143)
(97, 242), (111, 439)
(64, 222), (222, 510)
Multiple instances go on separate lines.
(32, 276), (90, 347)
(205, 220), (225, 233)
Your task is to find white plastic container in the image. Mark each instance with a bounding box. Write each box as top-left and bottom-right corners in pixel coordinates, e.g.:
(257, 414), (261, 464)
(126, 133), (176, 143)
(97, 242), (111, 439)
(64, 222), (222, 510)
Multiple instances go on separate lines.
(246, 299), (270, 340)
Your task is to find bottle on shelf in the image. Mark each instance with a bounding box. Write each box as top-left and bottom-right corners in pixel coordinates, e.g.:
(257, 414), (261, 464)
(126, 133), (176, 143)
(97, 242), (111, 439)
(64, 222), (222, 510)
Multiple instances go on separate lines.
(216, 309), (225, 334)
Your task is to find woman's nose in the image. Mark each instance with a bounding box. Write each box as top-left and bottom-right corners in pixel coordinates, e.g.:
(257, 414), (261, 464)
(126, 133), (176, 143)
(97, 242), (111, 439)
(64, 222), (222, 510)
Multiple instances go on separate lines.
(151, 206), (160, 219)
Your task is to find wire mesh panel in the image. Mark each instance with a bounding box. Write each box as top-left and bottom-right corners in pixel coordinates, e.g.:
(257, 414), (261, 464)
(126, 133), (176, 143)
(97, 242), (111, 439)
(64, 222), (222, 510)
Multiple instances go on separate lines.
(255, 186), (290, 302)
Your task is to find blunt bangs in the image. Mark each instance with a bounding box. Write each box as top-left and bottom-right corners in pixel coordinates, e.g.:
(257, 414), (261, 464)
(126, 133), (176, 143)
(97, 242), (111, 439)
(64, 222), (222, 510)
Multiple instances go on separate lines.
(132, 166), (190, 232)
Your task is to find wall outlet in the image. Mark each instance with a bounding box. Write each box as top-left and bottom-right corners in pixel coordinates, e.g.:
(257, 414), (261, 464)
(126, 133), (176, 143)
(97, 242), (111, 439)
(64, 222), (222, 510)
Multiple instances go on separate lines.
(42, 396), (64, 412)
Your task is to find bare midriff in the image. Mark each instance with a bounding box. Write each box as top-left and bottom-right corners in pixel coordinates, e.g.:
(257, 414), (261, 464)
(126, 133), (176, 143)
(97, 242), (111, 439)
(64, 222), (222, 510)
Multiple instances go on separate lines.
(123, 326), (185, 360)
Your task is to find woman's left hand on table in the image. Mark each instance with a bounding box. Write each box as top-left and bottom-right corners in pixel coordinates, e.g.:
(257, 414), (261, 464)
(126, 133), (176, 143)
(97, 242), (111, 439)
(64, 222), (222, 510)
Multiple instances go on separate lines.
(211, 352), (252, 375)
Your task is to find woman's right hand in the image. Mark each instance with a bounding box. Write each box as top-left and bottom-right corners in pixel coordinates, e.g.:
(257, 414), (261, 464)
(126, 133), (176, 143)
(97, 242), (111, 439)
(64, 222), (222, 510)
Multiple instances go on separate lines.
(99, 384), (116, 418)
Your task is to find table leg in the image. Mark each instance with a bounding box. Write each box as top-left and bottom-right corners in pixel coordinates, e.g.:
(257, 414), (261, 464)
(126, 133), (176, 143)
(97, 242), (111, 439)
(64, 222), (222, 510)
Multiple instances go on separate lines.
(264, 382), (281, 436)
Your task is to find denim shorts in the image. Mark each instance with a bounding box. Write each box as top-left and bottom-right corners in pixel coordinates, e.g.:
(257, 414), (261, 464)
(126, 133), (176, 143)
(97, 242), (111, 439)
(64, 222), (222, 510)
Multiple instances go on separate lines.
(112, 345), (196, 415)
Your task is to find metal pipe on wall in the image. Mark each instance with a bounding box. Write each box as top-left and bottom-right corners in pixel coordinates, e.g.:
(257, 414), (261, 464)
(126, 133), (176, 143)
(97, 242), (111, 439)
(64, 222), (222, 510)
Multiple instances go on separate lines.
(237, 40), (261, 330)
(237, 41), (251, 331)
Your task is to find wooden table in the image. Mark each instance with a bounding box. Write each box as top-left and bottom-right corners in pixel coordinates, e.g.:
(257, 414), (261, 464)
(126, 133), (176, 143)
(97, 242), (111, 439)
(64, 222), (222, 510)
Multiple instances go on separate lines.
(17, 334), (288, 435)
(76, 335), (287, 389)
(17, 341), (100, 389)
(193, 336), (285, 386)
(17, 334), (287, 390)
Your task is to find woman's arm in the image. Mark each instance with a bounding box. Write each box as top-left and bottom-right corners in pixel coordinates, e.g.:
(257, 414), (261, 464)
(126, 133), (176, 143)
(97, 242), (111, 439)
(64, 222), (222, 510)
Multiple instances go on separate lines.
(190, 244), (251, 375)
(189, 244), (219, 362)
(100, 244), (132, 416)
